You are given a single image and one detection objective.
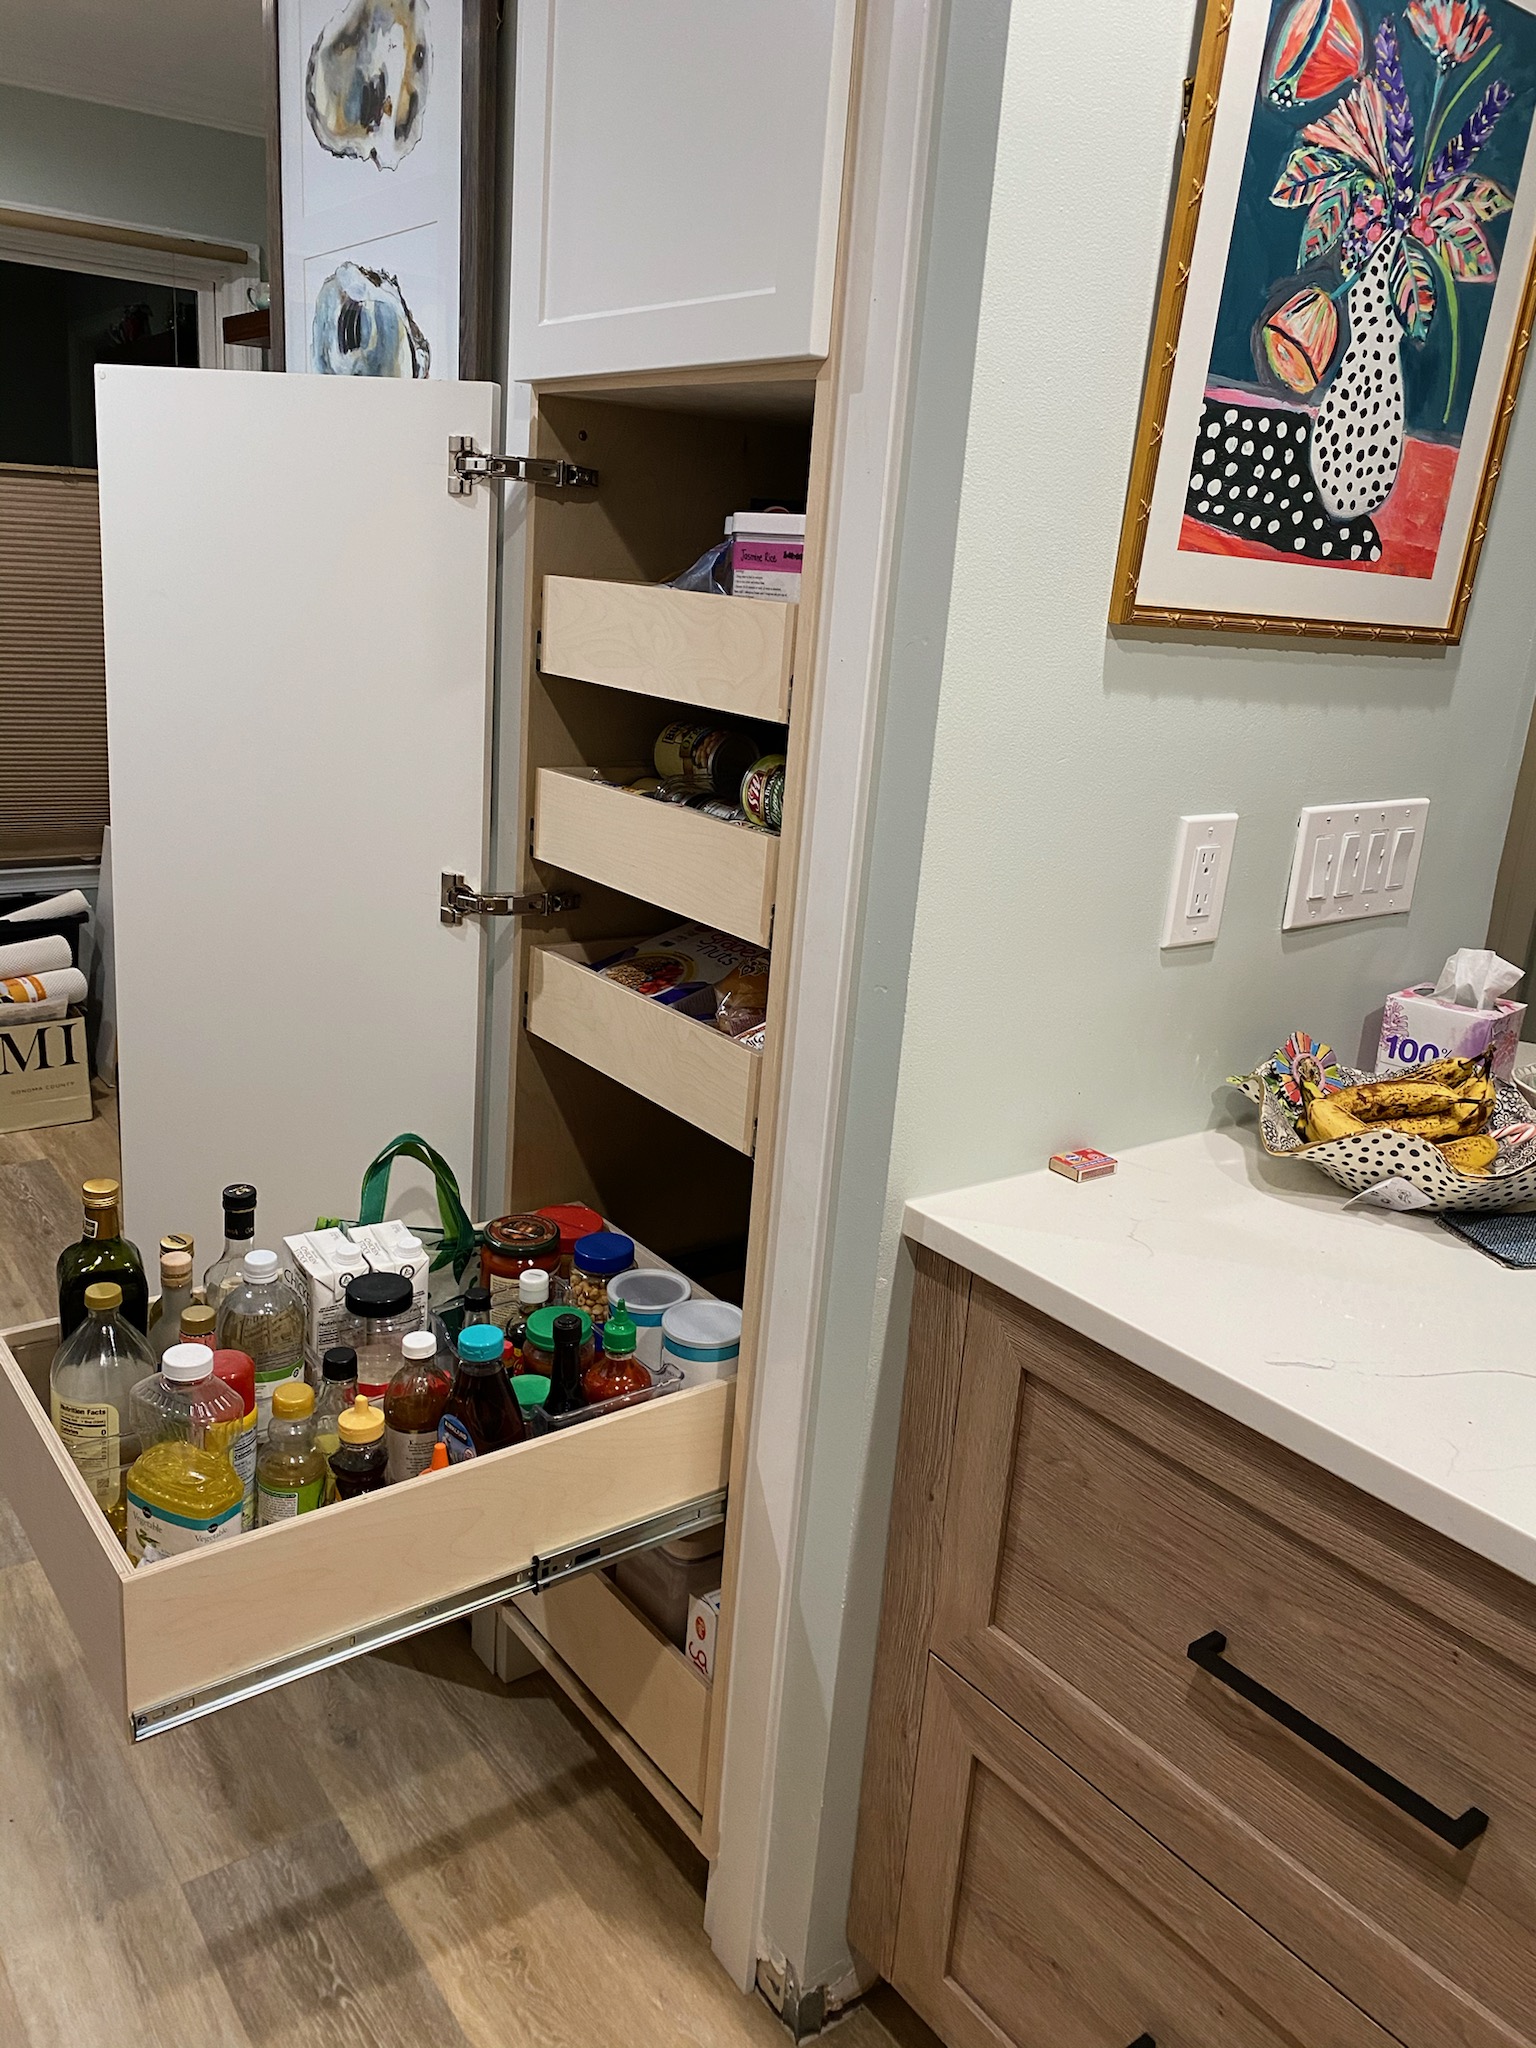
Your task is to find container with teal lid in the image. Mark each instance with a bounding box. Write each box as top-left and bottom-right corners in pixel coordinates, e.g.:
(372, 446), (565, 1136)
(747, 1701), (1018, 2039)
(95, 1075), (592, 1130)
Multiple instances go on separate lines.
(660, 1301), (742, 1385)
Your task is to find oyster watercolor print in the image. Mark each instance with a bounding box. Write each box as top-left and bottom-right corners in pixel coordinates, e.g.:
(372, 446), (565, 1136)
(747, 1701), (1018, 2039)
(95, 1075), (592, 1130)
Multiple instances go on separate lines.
(1114, 0), (1536, 639)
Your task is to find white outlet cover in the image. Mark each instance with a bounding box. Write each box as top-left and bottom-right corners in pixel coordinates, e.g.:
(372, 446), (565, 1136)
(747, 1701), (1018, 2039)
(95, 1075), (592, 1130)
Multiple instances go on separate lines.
(1283, 799), (1429, 929)
(1162, 813), (1238, 948)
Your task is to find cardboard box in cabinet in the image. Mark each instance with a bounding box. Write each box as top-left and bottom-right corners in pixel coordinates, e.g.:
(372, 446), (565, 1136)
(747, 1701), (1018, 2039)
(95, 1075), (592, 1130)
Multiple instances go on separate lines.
(687, 1587), (722, 1683)
(614, 1537), (725, 1647)
(0, 1015), (91, 1134)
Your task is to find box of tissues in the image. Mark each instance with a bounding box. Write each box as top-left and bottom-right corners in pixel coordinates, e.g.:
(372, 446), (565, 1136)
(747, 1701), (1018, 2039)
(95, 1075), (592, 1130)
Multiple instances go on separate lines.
(1378, 949), (1526, 1080)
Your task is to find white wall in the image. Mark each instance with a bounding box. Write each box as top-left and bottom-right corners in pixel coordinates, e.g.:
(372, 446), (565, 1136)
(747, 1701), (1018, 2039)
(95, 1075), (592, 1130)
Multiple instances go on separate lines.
(0, 84), (266, 253)
(759, 0), (1536, 1996)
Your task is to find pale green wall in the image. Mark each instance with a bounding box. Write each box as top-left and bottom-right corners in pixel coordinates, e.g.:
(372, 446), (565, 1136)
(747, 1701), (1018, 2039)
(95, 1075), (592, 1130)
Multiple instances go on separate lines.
(762, 0), (1536, 1992)
(0, 85), (266, 254)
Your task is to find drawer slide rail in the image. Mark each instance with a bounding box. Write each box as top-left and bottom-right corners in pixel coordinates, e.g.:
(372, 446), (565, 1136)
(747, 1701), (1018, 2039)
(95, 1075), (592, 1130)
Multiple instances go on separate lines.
(130, 1488), (726, 1741)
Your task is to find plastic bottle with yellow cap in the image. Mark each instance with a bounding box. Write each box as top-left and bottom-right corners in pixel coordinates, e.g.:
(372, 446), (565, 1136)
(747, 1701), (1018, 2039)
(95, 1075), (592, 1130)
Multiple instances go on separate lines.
(256, 1380), (327, 1523)
(328, 1394), (389, 1499)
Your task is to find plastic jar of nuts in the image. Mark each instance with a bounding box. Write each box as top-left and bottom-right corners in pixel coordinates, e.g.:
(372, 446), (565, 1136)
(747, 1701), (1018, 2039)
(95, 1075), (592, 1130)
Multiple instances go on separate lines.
(568, 1231), (635, 1326)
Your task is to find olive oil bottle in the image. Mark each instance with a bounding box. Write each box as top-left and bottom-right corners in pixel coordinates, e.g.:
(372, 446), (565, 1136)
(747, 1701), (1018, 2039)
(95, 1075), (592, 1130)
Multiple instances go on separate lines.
(56, 1180), (148, 1340)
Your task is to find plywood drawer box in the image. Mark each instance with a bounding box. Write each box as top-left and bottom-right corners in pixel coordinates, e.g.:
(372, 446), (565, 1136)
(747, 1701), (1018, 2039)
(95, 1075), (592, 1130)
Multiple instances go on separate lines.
(893, 1657), (1395, 2048)
(534, 767), (777, 947)
(510, 1569), (711, 1811)
(527, 940), (761, 1153)
(0, 1317), (731, 1742)
(541, 577), (795, 723)
(931, 1283), (1536, 2048)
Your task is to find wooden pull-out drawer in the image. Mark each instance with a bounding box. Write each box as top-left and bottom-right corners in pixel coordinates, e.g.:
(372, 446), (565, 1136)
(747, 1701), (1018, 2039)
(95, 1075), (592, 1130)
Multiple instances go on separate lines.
(534, 767), (777, 947)
(0, 1318), (730, 1743)
(894, 1657), (1394, 2048)
(527, 939), (761, 1153)
(936, 1284), (1536, 2048)
(541, 577), (795, 723)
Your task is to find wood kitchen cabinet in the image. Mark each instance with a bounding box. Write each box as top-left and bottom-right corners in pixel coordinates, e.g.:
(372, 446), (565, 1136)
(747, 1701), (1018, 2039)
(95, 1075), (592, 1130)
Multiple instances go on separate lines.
(851, 1248), (1536, 2048)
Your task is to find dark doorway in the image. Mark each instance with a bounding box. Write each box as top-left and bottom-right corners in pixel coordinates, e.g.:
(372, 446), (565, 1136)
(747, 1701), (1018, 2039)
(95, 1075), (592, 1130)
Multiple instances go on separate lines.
(0, 259), (199, 469)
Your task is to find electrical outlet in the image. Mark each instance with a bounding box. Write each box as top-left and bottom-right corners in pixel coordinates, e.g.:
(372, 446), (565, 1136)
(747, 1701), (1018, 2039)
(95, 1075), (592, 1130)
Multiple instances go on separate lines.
(1283, 799), (1429, 929)
(1162, 814), (1238, 948)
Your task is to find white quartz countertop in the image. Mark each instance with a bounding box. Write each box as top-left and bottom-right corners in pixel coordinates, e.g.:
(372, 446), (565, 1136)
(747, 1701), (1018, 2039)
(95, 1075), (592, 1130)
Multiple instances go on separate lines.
(905, 1124), (1536, 1588)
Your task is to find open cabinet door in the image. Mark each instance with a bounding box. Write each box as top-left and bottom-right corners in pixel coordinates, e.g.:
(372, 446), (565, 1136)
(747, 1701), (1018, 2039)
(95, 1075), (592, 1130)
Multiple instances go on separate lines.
(96, 367), (498, 1260)
(510, 0), (857, 380)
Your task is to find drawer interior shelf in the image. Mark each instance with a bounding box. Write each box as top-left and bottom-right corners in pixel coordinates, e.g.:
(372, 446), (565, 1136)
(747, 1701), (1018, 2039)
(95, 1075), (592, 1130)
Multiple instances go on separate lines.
(534, 766), (778, 948)
(527, 939), (761, 1154)
(541, 576), (795, 723)
(0, 1315), (731, 1741)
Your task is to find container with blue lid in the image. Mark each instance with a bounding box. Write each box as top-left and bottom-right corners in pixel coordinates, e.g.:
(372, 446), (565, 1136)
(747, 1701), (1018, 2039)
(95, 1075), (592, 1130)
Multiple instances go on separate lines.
(660, 1300), (742, 1385)
(571, 1231), (635, 1324)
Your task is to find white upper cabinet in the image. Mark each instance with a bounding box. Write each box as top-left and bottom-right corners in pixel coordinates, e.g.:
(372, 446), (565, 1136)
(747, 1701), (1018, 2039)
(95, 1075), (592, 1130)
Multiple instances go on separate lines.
(95, 368), (498, 1263)
(510, 0), (857, 381)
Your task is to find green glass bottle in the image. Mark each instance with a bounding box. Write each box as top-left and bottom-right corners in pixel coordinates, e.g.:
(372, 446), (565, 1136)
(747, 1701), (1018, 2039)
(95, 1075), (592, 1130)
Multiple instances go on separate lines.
(56, 1179), (149, 1340)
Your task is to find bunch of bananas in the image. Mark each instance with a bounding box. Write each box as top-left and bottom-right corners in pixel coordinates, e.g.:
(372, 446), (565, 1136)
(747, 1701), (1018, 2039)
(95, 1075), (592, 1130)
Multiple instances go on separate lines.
(1304, 1057), (1499, 1174)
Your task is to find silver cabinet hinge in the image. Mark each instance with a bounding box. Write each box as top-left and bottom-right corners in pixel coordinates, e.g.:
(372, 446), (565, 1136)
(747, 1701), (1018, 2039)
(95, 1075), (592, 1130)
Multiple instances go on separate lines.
(448, 435), (599, 497)
(441, 873), (582, 926)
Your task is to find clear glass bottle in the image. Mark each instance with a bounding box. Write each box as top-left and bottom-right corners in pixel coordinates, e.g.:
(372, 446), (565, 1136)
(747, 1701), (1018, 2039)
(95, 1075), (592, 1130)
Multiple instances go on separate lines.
(49, 1280), (154, 1540)
(149, 1249), (196, 1363)
(311, 1345), (359, 1481)
(179, 1301), (218, 1350)
(56, 1179), (149, 1340)
(256, 1381), (327, 1523)
(505, 1267), (550, 1359)
(130, 1341), (246, 1459)
(214, 1249), (304, 1441)
(337, 1269), (422, 1409)
(203, 1183), (258, 1308)
(384, 1331), (453, 1483)
(461, 1284), (495, 1326)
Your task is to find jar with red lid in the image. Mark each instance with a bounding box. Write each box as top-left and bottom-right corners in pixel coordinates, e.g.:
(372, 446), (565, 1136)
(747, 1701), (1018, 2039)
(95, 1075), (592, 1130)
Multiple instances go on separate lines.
(480, 1213), (562, 1291)
(536, 1203), (604, 1282)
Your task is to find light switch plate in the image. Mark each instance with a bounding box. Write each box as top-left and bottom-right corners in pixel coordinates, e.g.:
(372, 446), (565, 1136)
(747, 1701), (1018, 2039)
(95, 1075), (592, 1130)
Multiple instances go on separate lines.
(1283, 799), (1429, 929)
(1162, 813), (1238, 948)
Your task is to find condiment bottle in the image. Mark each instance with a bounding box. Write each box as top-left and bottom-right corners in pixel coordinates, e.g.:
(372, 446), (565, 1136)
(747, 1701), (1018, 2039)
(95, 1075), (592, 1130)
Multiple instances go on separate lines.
(427, 1442), (450, 1472)
(203, 1183), (258, 1308)
(505, 1267), (550, 1356)
(569, 1232), (635, 1326)
(461, 1284), (495, 1326)
(312, 1345), (360, 1484)
(545, 1312), (588, 1418)
(149, 1250), (196, 1361)
(441, 1324), (526, 1461)
(337, 1269), (420, 1409)
(384, 1331), (453, 1483)
(210, 1347), (258, 1526)
(478, 1213), (562, 1300)
(582, 1302), (652, 1407)
(215, 1249), (304, 1441)
(329, 1395), (388, 1500)
(180, 1301), (218, 1349)
(256, 1381), (327, 1523)
(49, 1279), (153, 1539)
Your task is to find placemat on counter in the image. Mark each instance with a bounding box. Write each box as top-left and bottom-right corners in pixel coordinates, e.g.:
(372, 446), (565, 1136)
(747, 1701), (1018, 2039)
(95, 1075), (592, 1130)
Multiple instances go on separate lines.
(1438, 1211), (1536, 1267)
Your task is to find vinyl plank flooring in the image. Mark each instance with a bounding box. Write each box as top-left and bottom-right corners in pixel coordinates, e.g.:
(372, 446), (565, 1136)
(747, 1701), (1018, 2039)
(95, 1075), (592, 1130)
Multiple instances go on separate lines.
(0, 1951), (33, 2048)
(186, 1815), (473, 2048)
(0, 1485), (31, 1569)
(0, 1162), (75, 1329)
(126, 1686), (338, 1886)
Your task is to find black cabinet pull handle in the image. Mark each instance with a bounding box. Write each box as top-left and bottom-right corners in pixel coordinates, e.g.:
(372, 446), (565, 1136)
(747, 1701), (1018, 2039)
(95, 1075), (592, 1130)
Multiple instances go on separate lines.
(1186, 1632), (1488, 1850)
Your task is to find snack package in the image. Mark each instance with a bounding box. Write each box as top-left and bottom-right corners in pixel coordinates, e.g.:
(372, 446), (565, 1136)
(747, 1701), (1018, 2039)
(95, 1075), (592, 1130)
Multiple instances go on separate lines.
(592, 923), (769, 1021)
(714, 963), (769, 1040)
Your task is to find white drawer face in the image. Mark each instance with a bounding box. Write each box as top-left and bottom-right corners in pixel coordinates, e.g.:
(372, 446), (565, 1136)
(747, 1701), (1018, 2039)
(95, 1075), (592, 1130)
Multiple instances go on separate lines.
(0, 1320), (730, 1742)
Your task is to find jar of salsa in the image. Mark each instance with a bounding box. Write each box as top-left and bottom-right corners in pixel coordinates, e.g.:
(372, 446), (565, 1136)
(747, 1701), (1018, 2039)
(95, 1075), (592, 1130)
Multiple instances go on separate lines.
(480, 1213), (561, 1293)
(536, 1203), (604, 1284)
(521, 1303), (595, 1381)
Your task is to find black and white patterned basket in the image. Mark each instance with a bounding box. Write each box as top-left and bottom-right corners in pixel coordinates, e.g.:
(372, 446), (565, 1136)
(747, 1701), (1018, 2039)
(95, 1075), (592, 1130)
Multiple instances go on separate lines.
(1235, 1062), (1536, 1212)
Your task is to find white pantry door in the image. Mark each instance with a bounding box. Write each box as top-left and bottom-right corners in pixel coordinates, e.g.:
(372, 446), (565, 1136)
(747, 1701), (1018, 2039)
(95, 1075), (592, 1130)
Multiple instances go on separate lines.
(95, 366), (498, 1266)
(510, 0), (857, 381)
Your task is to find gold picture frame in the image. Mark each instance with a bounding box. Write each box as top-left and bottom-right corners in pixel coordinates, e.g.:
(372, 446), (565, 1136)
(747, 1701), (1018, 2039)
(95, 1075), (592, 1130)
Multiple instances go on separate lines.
(1111, 0), (1536, 644)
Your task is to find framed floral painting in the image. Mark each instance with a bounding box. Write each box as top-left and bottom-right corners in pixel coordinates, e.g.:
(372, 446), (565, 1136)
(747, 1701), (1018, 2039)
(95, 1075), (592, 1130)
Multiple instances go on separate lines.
(1112, 0), (1536, 641)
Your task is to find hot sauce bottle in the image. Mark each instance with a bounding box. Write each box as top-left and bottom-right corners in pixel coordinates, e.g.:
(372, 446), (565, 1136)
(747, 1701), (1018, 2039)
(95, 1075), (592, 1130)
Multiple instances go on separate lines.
(581, 1302), (652, 1407)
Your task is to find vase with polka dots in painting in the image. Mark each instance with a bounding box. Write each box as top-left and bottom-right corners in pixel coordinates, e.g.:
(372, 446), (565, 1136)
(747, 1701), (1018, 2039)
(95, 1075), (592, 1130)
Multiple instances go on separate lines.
(1308, 230), (1406, 522)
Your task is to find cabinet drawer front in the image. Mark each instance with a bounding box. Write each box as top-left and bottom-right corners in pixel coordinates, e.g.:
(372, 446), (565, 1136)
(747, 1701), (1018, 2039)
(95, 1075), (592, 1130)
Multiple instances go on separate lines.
(893, 1659), (1393, 2048)
(527, 940), (761, 1153)
(541, 577), (795, 723)
(534, 767), (777, 947)
(935, 1287), (1536, 2048)
(0, 1321), (731, 1741)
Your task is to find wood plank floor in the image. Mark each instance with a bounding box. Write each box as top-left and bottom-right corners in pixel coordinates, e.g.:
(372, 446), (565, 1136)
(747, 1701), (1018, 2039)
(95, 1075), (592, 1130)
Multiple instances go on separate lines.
(0, 1095), (932, 2048)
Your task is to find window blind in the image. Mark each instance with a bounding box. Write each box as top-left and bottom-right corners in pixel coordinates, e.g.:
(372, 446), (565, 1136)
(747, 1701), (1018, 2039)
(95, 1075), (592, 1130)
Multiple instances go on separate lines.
(0, 464), (108, 863)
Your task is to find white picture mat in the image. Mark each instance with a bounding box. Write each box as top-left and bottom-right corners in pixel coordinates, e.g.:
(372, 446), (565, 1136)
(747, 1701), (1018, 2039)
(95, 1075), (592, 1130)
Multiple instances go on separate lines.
(279, 0), (462, 377)
(1136, 0), (1536, 627)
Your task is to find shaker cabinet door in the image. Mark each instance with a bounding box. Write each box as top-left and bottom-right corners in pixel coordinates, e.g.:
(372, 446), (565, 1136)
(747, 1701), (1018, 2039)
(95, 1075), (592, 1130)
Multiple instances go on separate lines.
(509, 0), (856, 380)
